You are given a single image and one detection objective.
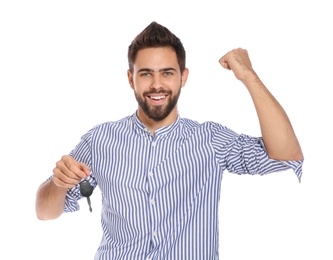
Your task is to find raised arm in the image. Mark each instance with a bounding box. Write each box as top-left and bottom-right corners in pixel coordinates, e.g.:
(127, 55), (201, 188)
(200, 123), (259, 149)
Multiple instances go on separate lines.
(219, 48), (303, 161)
(35, 155), (90, 220)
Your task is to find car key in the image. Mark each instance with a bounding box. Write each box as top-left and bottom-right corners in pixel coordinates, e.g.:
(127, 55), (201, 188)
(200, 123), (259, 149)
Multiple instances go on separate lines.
(79, 180), (93, 212)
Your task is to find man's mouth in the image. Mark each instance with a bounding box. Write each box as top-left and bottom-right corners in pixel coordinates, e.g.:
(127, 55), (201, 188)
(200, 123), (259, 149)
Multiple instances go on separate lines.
(144, 90), (171, 104)
(148, 95), (166, 101)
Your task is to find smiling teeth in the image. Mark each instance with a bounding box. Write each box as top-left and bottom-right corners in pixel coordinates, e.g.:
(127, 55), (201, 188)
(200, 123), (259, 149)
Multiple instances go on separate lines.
(151, 96), (165, 100)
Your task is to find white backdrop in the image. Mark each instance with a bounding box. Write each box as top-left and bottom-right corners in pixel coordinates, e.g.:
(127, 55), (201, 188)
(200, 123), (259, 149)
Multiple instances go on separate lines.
(1, 1), (332, 259)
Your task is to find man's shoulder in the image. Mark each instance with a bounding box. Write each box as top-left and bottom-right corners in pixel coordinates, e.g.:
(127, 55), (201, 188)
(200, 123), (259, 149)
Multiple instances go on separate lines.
(180, 117), (225, 130)
(89, 114), (134, 134)
(100, 115), (133, 127)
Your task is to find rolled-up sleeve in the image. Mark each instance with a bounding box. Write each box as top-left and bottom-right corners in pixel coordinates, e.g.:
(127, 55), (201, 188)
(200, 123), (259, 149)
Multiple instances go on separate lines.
(211, 123), (303, 182)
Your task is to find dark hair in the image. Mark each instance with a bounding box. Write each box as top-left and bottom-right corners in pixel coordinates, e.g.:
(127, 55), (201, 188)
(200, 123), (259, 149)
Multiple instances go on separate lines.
(128, 21), (186, 73)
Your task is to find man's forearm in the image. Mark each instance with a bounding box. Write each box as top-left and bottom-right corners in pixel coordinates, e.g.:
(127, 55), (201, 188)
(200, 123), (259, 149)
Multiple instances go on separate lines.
(35, 179), (67, 220)
(244, 73), (303, 161)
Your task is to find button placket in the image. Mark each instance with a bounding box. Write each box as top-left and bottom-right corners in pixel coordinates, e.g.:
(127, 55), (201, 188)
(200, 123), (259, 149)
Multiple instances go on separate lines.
(147, 136), (159, 249)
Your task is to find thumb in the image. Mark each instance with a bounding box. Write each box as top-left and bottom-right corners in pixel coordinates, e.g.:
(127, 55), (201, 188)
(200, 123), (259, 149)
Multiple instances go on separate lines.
(219, 58), (230, 70)
(79, 162), (90, 177)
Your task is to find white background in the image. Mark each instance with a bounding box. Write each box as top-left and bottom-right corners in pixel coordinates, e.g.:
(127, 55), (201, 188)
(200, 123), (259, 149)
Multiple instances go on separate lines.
(1, 1), (332, 259)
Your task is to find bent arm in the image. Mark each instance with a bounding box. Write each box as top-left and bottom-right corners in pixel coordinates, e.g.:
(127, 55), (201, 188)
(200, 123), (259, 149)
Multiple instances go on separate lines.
(220, 48), (303, 161)
(35, 155), (90, 220)
(243, 72), (303, 161)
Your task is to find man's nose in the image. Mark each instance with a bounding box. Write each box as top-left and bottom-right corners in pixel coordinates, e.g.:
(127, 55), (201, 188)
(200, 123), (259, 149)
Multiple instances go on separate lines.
(150, 75), (163, 89)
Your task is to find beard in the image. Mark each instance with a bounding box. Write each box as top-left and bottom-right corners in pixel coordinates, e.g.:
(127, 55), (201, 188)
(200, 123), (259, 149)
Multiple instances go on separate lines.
(134, 87), (181, 122)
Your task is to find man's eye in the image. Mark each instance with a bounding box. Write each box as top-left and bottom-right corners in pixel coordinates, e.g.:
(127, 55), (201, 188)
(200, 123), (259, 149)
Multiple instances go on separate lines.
(141, 73), (151, 77)
(164, 72), (173, 76)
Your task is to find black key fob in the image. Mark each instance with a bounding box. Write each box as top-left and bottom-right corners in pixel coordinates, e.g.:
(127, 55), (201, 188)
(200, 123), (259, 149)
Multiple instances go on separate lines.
(80, 180), (93, 212)
(80, 180), (93, 197)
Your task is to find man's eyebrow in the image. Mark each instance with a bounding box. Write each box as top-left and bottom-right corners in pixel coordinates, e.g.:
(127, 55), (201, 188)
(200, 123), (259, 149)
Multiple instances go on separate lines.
(137, 68), (154, 73)
(159, 67), (177, 72)
(137, 67), (177, 73)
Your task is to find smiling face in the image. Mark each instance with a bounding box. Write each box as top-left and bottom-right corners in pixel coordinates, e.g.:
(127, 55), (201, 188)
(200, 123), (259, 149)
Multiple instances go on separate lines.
(128, 47), (188, 126)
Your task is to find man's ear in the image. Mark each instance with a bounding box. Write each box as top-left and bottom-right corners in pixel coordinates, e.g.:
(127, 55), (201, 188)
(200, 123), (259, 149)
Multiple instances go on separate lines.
(127, 70), (134, 89)
(181, 68), (189, 88)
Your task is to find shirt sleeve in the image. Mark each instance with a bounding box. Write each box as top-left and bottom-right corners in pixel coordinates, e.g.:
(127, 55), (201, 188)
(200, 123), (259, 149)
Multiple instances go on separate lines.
(62, 128), (97, 212)
(211, 122), (303, 182)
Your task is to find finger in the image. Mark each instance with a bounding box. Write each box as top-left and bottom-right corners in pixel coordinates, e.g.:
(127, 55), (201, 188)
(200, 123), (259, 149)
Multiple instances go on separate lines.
(53, 166), (81, 186)
(52, 170), (78, 189)
(79, 162), (91, 177)
(53, 156), (88, 185)
(61, 155), (89, 179)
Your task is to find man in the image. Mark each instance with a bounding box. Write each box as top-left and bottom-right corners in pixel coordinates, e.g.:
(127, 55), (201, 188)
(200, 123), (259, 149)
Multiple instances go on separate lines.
(36, 21), (303, 259)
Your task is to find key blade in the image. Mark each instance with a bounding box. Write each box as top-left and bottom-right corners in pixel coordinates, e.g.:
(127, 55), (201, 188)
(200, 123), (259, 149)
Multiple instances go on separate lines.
(87, 197), (92, 212)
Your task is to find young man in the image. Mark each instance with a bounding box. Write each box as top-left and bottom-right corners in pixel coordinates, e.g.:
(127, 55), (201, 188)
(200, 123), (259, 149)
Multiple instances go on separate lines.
(36, 21), (303, 259)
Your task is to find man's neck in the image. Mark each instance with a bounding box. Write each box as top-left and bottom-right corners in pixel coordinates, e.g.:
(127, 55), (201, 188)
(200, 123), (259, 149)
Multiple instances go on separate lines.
(136, 108), (178, 135)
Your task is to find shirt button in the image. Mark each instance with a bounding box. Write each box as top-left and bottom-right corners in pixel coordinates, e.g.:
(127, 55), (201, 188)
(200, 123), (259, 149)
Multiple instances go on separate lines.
(150, 199), (155, 205)
(152, 142), (156, 147)
(152, 231), (157, 237)
(148, 172), (153, 176)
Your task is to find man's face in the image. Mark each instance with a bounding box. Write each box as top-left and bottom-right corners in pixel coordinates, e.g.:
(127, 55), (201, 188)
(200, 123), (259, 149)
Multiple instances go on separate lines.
(128, 47), (188, 122)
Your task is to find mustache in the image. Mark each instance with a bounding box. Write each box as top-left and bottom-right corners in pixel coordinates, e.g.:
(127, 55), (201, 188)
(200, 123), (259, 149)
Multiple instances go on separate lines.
(143, 89), (172, 96)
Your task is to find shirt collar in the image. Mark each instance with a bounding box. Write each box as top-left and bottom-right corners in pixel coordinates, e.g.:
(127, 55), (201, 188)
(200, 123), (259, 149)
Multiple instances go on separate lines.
(132, 111), (180, 137)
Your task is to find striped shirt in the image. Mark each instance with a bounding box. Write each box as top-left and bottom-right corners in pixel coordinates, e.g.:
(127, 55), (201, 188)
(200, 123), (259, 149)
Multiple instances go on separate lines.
(64, 112), (303, 260)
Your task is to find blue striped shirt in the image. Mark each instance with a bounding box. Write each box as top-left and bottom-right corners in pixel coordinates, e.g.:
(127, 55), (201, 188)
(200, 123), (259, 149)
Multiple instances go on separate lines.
(64, 112), (303, 260)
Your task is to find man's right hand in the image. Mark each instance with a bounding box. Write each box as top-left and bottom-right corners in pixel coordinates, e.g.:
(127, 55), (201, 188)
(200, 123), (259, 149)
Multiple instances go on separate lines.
(52, 155), (90, 189)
